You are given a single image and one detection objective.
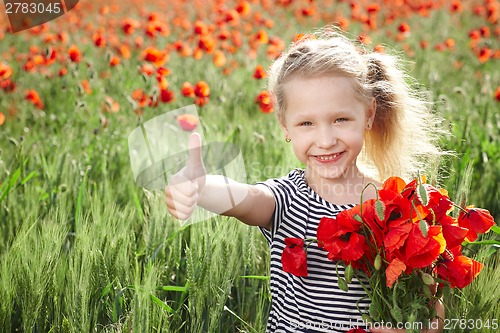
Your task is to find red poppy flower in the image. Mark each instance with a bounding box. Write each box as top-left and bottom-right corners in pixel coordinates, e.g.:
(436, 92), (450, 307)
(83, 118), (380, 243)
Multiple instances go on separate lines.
(139, 63), (155, 76)
(458, 207), (495, 242)
(193, 20), (208, 35)
(194, 96), (209, 107)
(281, 238), (308, 276)
(213, 50), (226, 67)
(254, 30), (269, 44)
(131, 89), (151, 109)
(0, 62), (12, 80)
(253, 65), (267, 79)
(437, 254), (483, 288)
(109, 55), (120, 67)
(194, 81), (210, 98)
(122, 18), (140, 35)
(93, 31), (106, 48)
(398, 22), (410, 33)
(181, 82), (195, 98)
(177, 114), (198, 131)
(317, 214), (366, 263)
(378, 189), (412, 225)
(198, 35), (216, 53)
(159, 89), (175, 103)
(404, 224), (446, 269)
(386, 258), (406, 288)
(143, 47), (168, 67)
(440, 215), (469, 249)
(235, 1), (251, 16)
(0, 112), (5, 126)
(68, 45), (82, 63)
(25, 89), (44, 110)
(255, 90), (274, 113)
(495, 86), (500, 102)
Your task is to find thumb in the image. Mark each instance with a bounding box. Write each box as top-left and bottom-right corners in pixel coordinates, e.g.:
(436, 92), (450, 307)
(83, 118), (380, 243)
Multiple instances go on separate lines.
(185, 132), (204, 179)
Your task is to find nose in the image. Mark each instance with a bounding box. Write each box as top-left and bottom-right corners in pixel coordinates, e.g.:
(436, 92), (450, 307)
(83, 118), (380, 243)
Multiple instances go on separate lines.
(315, 125), (337, 149)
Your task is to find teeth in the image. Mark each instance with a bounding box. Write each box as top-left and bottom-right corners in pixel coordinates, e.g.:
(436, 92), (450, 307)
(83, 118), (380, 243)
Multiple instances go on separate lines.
(317, 153), (340, 161)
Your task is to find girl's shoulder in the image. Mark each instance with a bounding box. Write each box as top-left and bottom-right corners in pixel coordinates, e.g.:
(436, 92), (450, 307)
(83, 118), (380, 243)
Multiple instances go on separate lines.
(264, 168), (307, 189)
(255, 168), (307, 200)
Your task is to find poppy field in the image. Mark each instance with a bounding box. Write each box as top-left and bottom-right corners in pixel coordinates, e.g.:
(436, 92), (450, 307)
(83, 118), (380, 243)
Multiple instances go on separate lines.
(0, 0), (499, 332)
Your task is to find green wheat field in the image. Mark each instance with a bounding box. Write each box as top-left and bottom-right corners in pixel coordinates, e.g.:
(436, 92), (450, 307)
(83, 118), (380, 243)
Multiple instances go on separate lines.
(0, 0), (498, 332)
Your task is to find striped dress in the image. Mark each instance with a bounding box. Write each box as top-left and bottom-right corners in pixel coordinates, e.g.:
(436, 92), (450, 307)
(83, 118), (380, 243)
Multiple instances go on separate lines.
(258, 169), (370, 333)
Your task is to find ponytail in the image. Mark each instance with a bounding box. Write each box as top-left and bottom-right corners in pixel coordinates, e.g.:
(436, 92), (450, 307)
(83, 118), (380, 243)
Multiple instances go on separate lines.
(362, 51), (448, 181)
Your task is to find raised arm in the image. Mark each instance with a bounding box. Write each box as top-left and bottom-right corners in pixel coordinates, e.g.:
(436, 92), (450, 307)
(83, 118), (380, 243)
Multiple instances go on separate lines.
(165, 133), (275, 229)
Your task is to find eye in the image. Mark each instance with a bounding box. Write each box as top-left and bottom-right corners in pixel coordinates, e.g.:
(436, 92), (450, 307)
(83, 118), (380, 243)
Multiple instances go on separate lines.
(335, 117), (349, 123)
(299, 121), (313, 126)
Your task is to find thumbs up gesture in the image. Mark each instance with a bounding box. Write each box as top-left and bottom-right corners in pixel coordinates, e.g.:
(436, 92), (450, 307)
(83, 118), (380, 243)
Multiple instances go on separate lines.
(165, 133), (206, 220)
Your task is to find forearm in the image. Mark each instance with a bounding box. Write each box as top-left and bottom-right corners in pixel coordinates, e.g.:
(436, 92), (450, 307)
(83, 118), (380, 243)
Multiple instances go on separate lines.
(198, 175), (250, 216)
(198, 175), (274, 227)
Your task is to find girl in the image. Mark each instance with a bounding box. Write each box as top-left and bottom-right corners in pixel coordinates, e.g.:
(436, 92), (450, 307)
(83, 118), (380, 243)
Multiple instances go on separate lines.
(165, 28), (445, 333)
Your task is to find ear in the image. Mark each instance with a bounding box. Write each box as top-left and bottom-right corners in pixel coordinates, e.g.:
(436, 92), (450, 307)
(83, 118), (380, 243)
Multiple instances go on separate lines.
(365, 97), (377, 129)
(278, 114), (289, 137)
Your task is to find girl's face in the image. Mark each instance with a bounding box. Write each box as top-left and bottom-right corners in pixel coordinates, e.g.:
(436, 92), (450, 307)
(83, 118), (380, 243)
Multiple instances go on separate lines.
(281, 75), (375, 186)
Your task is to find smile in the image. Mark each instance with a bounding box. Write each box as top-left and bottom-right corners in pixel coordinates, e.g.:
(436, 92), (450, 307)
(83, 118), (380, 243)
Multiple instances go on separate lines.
(314, 153), (342, 161)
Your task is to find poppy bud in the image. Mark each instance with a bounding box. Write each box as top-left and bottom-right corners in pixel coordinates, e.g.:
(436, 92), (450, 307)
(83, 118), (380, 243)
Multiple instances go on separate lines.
(390, 306), (403, 323)
(374, 254), (382, 270)
(337, 277), (349, 292)
(422, 285), (432, 297)
(345, 264), (354, 284)
(407, 313), (417, 325)
(421, 272), (435, 285)
(362, 314), (373, 323)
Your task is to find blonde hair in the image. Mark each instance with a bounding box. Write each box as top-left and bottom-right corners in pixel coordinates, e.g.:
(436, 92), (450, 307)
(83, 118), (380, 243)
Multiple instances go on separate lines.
(267, 27), (449, 181)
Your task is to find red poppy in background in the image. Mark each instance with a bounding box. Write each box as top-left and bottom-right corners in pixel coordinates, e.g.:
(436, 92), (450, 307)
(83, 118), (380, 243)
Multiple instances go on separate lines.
(143, 47), (168, 67)
(458, 207), (495, 241)
(68, 45), (82, 63)
(0, 62), (13, 80)
(253, 65), (267, 79)
(254, 30), (269, 44)
(122, 18), (140, 35)
(282, 238), (308, 276)
(194, 81), (210, 98)
(159, 89), (175, 103)
(109, 55), (120, 67)
(181, 82), (195, 98)
(25, 89), (44, 109)
(131, 88), (151, 109)
(213, 50), (226, 67)
(255, 90), (274, 113)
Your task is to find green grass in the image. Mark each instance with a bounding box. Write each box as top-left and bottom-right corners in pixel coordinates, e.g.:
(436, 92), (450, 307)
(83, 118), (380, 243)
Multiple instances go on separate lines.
(0, 1), (499, 332)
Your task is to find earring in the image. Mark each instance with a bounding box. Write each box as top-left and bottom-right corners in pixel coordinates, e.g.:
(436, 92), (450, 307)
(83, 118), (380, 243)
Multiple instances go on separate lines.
(285, 137), (291, 143)
(367, 123), (372, 129)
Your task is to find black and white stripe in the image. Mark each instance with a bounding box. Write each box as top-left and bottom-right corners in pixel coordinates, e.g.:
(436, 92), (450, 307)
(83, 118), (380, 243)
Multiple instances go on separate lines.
(257, 169), (370, 333)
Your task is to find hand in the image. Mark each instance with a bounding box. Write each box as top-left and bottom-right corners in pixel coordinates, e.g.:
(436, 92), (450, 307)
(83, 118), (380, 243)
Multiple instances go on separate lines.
(165, 133), (206, 220)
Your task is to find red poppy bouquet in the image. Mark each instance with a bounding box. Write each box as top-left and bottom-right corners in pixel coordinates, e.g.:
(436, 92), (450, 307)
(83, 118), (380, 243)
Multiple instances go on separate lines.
(281, 175), (499, 329)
